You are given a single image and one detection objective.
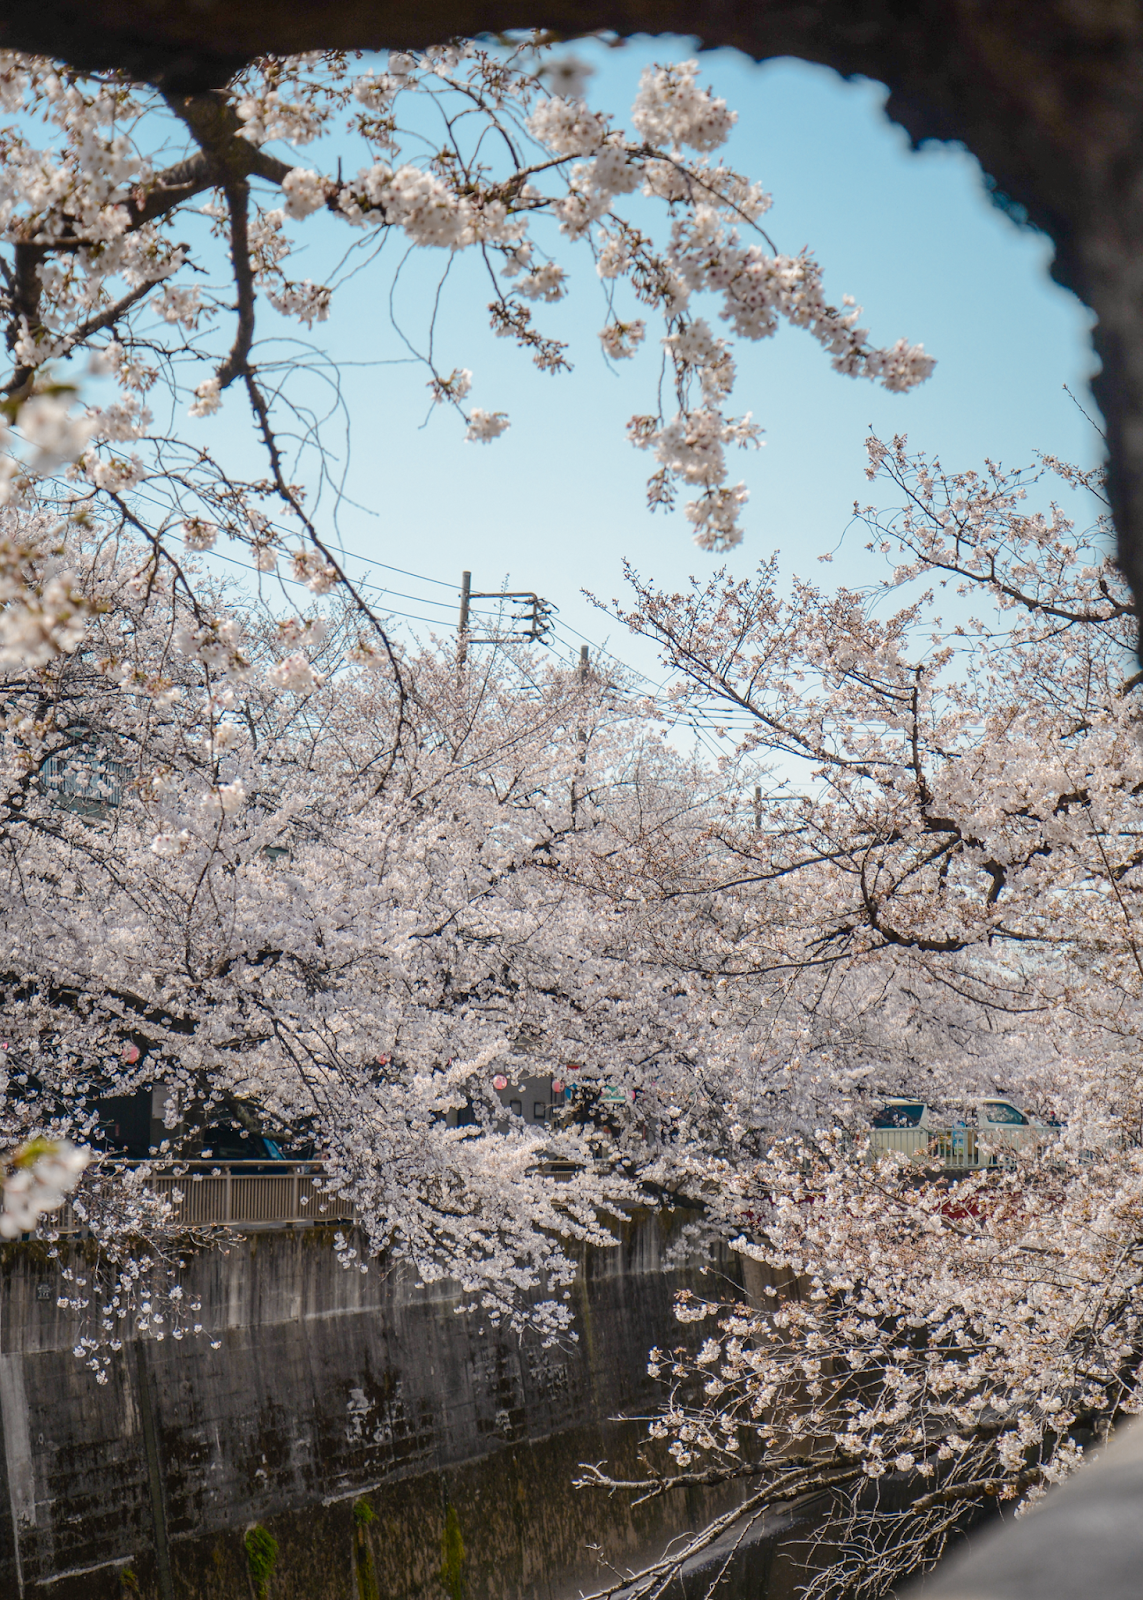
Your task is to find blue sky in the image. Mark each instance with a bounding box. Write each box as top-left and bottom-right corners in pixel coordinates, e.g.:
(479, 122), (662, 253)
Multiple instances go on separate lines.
(189, 40), (1103, 689)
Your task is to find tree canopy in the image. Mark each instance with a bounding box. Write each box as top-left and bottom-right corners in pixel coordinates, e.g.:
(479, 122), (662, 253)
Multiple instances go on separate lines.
(1, 31), (1142, 1600)
(5, 3), (1143, 638)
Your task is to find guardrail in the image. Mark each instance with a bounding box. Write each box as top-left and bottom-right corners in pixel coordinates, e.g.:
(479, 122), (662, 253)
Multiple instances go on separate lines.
(869, 1126), (1055, 1169)
(53, 1161), (356, 1234)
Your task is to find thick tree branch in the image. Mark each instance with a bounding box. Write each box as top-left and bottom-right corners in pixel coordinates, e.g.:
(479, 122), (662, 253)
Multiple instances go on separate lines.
(216, 182), (255, 390)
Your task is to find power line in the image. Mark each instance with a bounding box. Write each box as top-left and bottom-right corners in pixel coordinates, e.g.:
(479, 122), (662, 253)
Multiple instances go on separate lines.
(163, 531), (522, 632)
(359, 584), (456, 612)
(63, 474), (764, 750)
(71, 476), (471, 619)
(355, 558), (454, 589)
(72, 473), (696, 691)
(167, 538), (478, 629)
(546, 616), (752, 754)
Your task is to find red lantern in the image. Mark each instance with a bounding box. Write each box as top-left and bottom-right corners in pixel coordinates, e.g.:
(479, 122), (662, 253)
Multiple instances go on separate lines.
(492, 1074), (508, 1091)
(551, 1080), (564, 1095)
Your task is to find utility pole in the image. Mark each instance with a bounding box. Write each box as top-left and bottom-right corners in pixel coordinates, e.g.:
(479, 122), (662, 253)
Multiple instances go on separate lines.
(455, 572), (554, 654)
(754, 784), (762, 832)
(457, 570), (472, 671)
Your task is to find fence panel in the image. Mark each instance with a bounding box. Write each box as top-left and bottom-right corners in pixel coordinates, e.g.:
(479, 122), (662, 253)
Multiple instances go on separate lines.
(869, 1126), (1053, 1170)
(157, 1174), (229, 1225)
(297, 1173), (354, 1221)
(45, 1163), (356, 1235)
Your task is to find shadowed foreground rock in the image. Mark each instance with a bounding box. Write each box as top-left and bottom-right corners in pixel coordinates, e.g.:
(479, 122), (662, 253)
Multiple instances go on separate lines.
(2, 2), (1142, 633)
(916, 1417), (1143, 1600)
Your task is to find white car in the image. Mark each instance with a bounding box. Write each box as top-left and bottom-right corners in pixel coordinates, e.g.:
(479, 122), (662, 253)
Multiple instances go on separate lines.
(872, 1097), (1052, 1131)
(869, 1097), (1058, 1167)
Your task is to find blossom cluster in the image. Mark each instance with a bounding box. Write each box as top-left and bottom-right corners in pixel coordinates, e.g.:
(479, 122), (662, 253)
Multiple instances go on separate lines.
(0, 1138), (89, 1238)
(0, 542), (688, 1348)
(0, 40), (933, 586)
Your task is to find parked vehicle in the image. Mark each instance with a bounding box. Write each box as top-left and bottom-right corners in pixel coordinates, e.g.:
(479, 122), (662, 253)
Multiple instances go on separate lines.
(872, 1097), (1053, 1130)
(869, 1097), (1058, 1168)
(192, 1124), (288, 1164)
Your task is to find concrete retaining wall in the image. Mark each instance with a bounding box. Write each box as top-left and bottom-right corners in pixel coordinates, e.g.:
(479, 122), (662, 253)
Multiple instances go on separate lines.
(0, 1213), (780, 1600)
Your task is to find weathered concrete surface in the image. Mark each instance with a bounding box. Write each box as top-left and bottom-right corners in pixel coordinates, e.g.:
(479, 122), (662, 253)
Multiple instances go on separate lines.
(916, 1416), (1143, 1600)
(0, 1213), (777, 1599)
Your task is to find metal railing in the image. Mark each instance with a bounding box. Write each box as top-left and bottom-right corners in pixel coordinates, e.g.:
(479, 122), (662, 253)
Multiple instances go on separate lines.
(53, 1161), (356, 1234)
(868, 1125), (1056, 1169)
(42, 1131), (1064, 1238)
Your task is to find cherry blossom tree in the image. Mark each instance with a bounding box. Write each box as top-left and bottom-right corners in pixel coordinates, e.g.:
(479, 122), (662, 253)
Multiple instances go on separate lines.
(1, 519), (711, 1341)
(563, 440), (1143, 1597)
(0, 41), (932, 638)
(0, 38), (938, 1338)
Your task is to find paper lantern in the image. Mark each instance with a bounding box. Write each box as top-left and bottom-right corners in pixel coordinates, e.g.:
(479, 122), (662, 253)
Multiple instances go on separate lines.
(492, 1074), (508, 1091)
